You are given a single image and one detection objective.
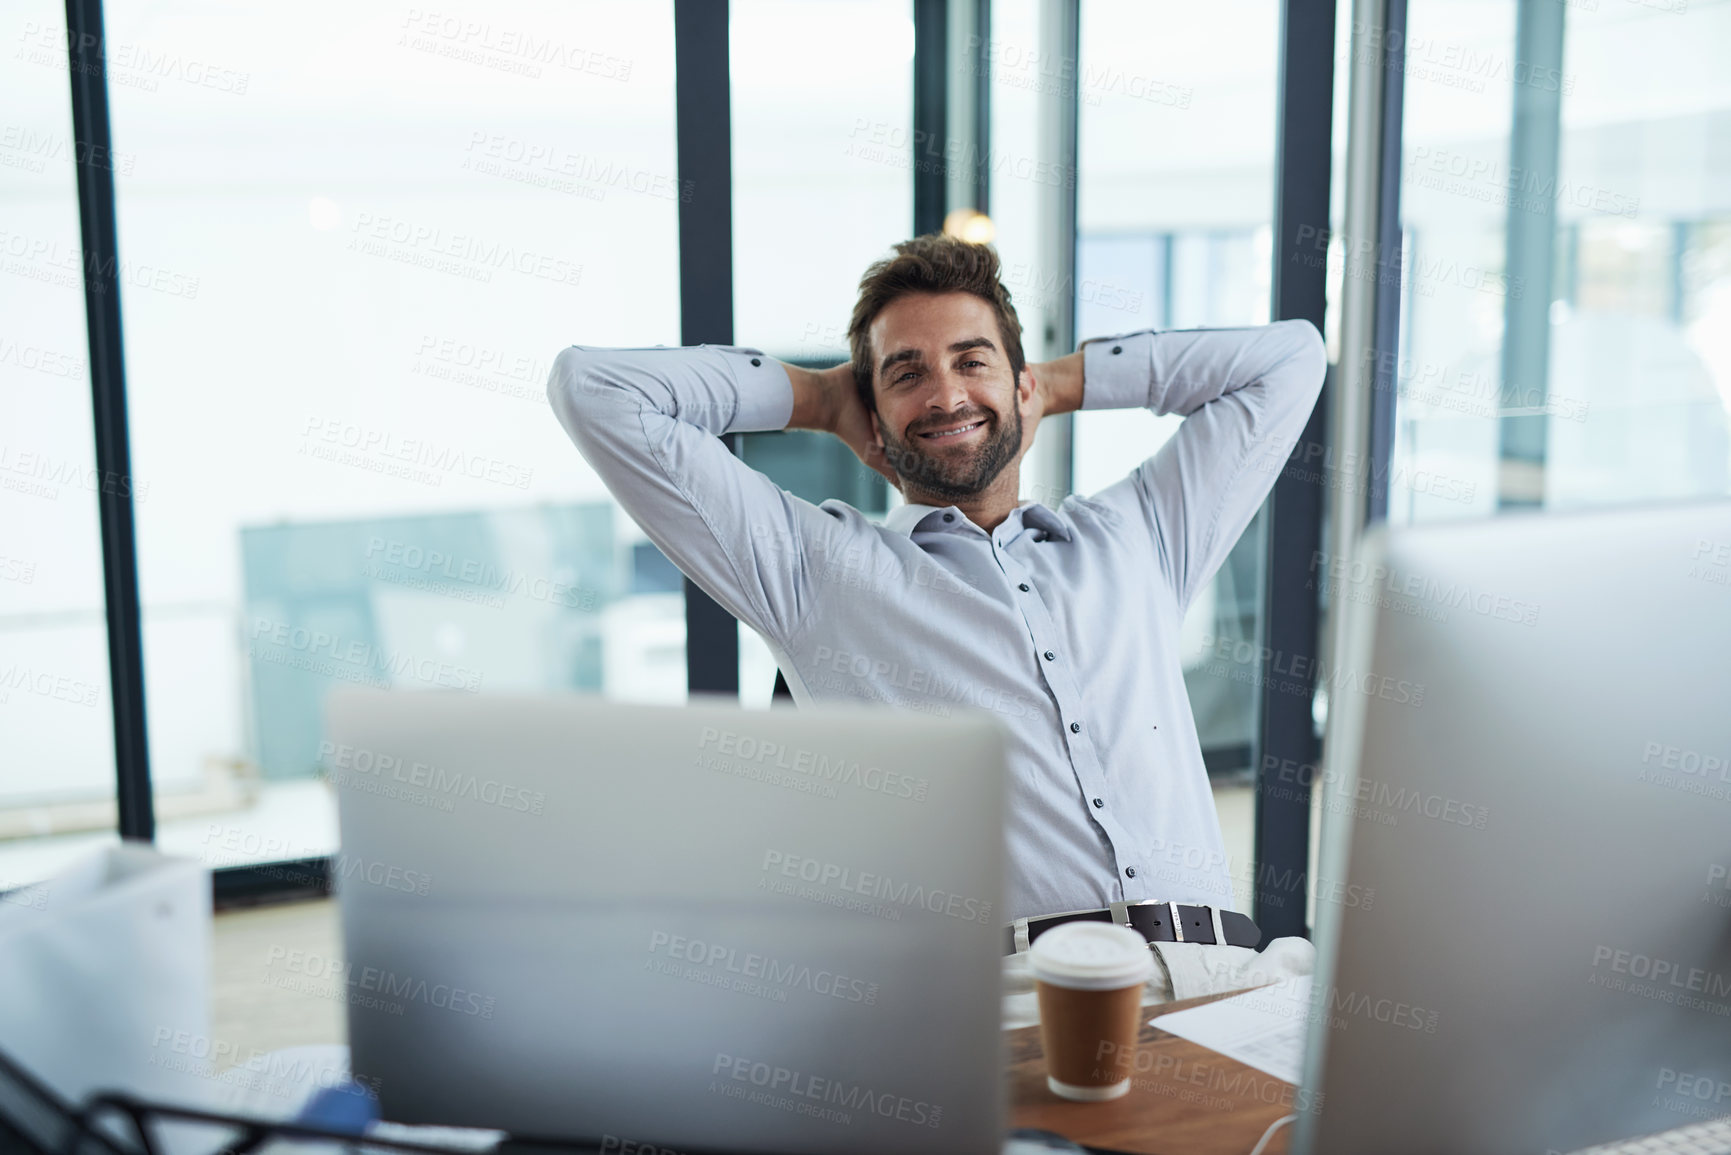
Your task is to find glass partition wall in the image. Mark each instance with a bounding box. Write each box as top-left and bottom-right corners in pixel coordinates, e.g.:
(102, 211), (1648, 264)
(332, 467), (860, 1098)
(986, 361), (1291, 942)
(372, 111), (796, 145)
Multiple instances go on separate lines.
(1389, 0), (1731, 523)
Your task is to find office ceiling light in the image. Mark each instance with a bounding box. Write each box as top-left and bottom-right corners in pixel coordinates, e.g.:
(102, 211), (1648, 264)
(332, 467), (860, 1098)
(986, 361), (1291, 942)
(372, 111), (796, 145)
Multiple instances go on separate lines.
(943, 208), (995, 245)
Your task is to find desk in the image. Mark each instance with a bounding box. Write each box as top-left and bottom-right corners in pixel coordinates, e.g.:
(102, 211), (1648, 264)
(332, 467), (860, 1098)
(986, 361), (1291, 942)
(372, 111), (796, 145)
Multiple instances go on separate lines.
(213, 902), (1298, 1152)
(1008, 988), (1299, 1155)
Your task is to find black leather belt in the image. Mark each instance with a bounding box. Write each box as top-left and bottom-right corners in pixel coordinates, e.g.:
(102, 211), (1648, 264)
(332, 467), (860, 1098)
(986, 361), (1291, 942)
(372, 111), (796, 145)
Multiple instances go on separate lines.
(1004, 900), (1262, 955)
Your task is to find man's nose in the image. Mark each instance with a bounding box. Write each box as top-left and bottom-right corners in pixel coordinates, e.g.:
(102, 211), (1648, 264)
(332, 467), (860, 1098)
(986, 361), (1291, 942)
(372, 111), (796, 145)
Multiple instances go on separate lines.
(926, 368), (973, 413)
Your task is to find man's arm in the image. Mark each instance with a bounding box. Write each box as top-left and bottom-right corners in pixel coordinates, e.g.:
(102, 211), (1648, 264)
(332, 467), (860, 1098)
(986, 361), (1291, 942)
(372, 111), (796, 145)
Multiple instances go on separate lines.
(548, 344), (873, 646)
(1063, 321), (1327, 612)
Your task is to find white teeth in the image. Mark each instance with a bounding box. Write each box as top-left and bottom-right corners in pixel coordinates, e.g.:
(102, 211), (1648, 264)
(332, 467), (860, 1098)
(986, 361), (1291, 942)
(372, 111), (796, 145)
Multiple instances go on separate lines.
(923, 420), (984, 439)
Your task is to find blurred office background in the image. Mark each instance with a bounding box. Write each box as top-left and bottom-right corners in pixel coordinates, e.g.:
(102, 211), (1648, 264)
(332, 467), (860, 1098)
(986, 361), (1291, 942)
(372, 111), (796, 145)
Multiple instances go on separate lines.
(2, 0), (1727, 915)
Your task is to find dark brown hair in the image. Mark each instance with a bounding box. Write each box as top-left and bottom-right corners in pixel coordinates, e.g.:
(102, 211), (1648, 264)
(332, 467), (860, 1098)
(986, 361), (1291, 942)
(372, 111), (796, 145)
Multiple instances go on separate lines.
(846, 234), (1026, 414)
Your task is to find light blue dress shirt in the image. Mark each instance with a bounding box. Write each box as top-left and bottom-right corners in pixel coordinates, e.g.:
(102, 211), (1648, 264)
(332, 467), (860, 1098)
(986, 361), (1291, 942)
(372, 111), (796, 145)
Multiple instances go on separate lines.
(548, 321), (1326, 922)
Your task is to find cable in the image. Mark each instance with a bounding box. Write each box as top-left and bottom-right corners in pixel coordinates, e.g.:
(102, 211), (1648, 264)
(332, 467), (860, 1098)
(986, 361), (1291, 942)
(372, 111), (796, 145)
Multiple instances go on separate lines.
(1247, 1113), (1297, 1155)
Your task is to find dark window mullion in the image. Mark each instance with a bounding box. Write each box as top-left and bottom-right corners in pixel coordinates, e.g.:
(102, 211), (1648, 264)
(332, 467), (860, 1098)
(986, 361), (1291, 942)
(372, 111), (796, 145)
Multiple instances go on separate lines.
(675, 0), (741, 696)
(1255, 0), (1343, 940)
(65, 0), (154, 841)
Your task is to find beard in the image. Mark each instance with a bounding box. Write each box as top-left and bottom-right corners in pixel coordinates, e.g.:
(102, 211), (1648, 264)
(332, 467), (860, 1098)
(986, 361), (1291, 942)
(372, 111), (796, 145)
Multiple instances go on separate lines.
(879, 404), (1024, 501)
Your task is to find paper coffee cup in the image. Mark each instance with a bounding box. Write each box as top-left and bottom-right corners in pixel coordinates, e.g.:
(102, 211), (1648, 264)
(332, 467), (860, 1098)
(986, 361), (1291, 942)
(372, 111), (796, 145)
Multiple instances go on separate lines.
(1029, 922), (1153, 1102)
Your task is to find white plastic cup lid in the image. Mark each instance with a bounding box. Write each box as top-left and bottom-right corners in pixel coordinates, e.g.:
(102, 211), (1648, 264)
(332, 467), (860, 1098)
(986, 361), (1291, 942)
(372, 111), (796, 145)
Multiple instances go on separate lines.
(1027, 921), (1153, 990)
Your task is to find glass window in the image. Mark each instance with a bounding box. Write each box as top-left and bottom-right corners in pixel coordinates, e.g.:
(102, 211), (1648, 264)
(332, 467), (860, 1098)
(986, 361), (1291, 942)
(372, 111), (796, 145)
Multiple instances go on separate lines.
(1072, 0), (1285, 911)
(730, 0), (913, 706)
(92, 0), (683, 870)
(985, 0), (1056, 367)
(0, 0), (122, 886)
(730, 0), (914, 358)
(1390, 0), (1731, 523)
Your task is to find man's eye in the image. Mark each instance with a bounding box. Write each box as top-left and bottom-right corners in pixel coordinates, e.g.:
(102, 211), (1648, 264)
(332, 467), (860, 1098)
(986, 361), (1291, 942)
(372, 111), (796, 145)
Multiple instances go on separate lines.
(895, 370), (918, 384)
(962, 359), (986, 369)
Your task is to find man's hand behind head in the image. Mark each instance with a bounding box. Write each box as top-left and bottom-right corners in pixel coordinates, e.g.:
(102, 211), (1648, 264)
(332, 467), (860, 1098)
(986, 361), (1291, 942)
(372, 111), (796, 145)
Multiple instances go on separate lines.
(829, 363), (900, 491)
(783, 359), (901, 492)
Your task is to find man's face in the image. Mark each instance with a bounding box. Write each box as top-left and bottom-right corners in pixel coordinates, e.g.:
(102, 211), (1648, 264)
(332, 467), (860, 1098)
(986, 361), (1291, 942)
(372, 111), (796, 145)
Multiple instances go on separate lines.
(867, 291), (1033, 501)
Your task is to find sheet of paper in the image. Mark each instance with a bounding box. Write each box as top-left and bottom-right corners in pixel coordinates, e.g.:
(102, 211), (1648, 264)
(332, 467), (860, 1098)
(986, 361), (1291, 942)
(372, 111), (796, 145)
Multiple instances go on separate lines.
(1150, 975), (1313, 1085)
(0, 844), (212, 1155)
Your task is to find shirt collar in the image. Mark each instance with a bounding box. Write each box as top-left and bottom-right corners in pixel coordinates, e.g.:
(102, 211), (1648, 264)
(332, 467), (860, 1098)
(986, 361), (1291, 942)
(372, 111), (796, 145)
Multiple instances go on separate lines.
(1021, 502), (1074, 541)
(883, 499), (1073, 542)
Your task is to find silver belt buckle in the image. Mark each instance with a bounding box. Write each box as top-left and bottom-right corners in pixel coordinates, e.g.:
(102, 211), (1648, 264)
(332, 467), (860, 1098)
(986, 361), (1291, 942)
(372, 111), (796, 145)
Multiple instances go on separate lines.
(1108, 900), (1131, 928)
(1170, 900), (1185, 943)
(1012, 917), (1031, 954)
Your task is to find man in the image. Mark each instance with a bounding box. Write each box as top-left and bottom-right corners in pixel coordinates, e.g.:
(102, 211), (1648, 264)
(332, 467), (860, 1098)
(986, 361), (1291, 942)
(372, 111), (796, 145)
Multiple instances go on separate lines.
(548, 235), (1325, 958)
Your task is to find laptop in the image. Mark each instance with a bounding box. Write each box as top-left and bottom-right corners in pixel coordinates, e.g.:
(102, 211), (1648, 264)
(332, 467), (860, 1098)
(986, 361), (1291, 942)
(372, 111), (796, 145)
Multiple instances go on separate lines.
(1294, 500), (1731, 1154)
(326, 691), (1009, 1155)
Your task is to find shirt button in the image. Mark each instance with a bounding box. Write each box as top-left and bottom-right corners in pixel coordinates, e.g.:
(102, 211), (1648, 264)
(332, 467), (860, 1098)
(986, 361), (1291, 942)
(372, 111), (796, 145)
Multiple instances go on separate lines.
(943, 512), (955, 522)
(1018, 583), (1030, 592)
(1125, 867), (1137, 878)
(1070, 721), (1081, 733)
(750, 357), (761, 366)
(1111, 345), (1122, 355)
(1092, 797), (1104, 809)
(1043, 650), (1055, 661)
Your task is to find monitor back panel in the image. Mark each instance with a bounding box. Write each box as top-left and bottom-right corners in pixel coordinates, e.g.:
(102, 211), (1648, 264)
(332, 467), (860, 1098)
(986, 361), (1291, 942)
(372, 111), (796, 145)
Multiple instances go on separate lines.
(328, 693), (1008, 1155)
(1299, 501), (1731, 1155)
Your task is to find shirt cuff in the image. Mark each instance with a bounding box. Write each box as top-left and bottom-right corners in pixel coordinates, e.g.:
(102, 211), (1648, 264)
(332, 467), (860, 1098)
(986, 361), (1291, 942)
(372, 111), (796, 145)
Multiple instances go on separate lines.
(1079, 331), (1158, 413)
(712, 346), (794, 433)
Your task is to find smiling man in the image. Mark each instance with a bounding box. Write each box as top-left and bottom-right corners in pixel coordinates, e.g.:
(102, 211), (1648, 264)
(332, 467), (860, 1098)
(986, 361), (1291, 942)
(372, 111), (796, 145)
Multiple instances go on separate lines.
(548, 234), (1325, 944)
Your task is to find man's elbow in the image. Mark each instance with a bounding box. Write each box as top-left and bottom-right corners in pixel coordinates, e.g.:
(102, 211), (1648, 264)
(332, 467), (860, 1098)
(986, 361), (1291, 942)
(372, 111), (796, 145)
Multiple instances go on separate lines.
(1275, 318), (1327, 399)
(546, 345), (622, 429)
(547, 345), (585, 415)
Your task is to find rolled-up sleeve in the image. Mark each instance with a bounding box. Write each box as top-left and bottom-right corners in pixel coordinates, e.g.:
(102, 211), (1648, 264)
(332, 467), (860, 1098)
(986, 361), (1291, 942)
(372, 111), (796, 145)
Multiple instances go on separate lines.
(547, 344), (825, 646)
(1082, 321), (1327, 612)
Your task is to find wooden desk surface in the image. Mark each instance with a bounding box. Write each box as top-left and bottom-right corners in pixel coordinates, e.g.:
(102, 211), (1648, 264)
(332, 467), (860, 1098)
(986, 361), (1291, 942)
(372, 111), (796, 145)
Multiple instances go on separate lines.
(1008, 987), (1299, 1155)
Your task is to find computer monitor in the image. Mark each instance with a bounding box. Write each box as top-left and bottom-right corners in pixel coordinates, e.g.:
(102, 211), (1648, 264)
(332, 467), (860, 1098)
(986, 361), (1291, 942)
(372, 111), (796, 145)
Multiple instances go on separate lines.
(326, 691), (1009, 1155)
(1295, 499), (1731, 1154)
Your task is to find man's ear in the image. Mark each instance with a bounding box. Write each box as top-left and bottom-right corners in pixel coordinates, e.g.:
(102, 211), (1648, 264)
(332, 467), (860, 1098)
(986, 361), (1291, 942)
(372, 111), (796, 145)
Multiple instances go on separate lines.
(869, 410), (885, 450)
(1018, 366), (1038, 411)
